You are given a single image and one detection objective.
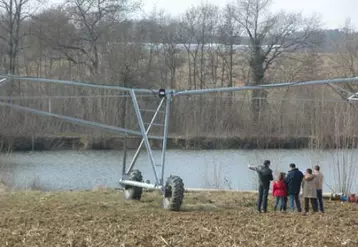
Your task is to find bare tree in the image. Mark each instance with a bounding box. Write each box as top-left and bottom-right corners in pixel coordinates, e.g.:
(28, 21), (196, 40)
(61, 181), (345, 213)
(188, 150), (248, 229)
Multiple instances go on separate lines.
(330, 102), (358, 195)
(234, 0), (320, 120)
(30, 7), (77, 78)
(178, 8), (200, 90)
(135, 10), (168, 87)
(35, 0), (141, 78)
(0, 0), (36, 74)
(217, 3), (242, 88)
(178, 3), (219, 89)
(105, 22), (145, 87)
(196, 4), (219, 89)
(331, 19), (358, 77)
(158, 16), (184, 89)
(329, 18), (358, 95)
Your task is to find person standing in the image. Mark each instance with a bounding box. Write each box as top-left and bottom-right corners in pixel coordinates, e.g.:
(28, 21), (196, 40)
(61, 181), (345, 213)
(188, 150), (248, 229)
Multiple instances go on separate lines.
(248, 160), (274, 213)
(313, 165), (324, 213)
(282, 172), (288, 211)
(302, 168), (319, 213)
(272, 172), (288, 212)
(285, 163), (304, 212)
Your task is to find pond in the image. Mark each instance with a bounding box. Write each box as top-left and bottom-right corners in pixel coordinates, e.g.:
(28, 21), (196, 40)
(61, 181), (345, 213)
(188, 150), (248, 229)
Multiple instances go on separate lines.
(0, 149), (357, 193)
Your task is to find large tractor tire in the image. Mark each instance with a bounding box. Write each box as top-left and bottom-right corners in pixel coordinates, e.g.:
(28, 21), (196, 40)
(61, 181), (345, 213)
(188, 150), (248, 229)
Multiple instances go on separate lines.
(124, 169), (143, 200)
(163, 175), (184, 211)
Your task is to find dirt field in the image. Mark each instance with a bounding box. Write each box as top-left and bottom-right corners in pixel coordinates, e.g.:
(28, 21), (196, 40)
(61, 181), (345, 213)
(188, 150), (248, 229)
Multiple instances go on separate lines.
(0, 190), (357, 247)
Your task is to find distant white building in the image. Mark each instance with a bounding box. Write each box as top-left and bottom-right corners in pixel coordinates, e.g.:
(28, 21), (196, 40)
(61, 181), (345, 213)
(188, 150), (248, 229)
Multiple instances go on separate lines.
(140, 43), (282, 52)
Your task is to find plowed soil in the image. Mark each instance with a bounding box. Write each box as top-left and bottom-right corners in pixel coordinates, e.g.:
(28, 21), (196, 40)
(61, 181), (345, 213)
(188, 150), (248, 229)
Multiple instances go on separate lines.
(0, 190), (357, 247)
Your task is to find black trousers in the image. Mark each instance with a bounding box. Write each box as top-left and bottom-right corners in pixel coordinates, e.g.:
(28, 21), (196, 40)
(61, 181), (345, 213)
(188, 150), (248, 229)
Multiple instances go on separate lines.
(257, 185), (269, 212)
(304, 197), (318, 212)
(283, 196), (287, 211)
(315, 189), (324, 212)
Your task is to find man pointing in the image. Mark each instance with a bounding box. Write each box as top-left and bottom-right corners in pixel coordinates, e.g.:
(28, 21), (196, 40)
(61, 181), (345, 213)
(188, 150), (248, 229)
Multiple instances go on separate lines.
(249, 160), (274, 213)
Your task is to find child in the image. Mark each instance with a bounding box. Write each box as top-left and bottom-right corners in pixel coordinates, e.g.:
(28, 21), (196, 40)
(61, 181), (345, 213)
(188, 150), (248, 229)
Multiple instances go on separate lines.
(272, 172), (288, 211)
(302, 168), (319, 213)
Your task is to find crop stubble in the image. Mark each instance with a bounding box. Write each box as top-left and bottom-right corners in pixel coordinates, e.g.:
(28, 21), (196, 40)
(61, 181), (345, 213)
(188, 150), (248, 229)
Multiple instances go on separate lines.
(0, 190), (357, 247)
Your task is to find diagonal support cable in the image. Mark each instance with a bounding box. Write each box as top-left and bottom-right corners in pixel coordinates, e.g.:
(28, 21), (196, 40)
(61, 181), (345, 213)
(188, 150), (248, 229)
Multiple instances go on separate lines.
(0, 101), (164, 139)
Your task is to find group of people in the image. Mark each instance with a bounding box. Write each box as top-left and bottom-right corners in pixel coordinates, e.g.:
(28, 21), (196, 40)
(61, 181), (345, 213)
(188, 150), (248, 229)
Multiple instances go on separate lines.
(248, 160), (324, 213)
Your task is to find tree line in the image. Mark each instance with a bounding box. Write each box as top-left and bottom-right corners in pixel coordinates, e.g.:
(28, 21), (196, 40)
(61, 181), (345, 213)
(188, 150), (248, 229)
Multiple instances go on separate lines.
(1, 0), (358, 149)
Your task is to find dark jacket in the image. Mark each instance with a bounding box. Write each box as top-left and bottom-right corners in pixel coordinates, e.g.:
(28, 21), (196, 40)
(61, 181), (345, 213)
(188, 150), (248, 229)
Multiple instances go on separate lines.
(285, 168), (304, 195)
(250, 165), (274, 189)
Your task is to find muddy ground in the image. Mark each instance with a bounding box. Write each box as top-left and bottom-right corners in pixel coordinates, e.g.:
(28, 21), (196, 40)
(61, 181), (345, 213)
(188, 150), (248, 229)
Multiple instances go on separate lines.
(0, 190), (357, 247)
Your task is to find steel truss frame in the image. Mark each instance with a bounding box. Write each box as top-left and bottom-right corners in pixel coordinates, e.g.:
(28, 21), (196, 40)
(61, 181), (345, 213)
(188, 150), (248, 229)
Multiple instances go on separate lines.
(1, 74), (358, 210)
(348, 92), (358, 101)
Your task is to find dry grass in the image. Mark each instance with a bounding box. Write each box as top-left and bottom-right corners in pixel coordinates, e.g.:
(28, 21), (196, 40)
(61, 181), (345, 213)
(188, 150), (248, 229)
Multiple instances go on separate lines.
(0, 190), (357, 246)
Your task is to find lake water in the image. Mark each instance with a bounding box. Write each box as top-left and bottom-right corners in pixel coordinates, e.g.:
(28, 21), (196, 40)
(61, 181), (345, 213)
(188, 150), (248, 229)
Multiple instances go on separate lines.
(0, 149), (357, 193)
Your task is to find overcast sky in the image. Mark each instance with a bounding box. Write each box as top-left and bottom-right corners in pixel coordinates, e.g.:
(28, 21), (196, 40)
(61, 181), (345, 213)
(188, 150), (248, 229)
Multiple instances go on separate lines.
(47, 0), (358, 29)
(141, 0), (358, 29)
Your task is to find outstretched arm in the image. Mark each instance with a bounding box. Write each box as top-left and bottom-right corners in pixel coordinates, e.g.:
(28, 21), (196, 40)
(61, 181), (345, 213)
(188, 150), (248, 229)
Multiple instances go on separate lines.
(248, 165), (259, 171)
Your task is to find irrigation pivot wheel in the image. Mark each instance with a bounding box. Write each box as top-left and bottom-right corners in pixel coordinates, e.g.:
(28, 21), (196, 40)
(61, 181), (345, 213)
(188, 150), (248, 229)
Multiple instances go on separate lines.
(124, 169), (143, 200)
(163, 175), (184, 211)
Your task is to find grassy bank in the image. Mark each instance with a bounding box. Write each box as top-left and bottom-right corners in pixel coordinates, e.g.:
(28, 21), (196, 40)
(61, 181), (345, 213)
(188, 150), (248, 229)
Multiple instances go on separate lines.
(0, 190), (357, 246)
(4, 135), (358, 152)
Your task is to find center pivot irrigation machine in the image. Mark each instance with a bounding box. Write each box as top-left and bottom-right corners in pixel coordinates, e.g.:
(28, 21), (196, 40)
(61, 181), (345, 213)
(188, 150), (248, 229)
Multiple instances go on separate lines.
(0, 74), (358, 211)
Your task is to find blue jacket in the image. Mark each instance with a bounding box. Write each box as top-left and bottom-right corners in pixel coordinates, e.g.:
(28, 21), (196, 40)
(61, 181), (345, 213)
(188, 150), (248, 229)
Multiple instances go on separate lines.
(285, 168), (304, 195)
